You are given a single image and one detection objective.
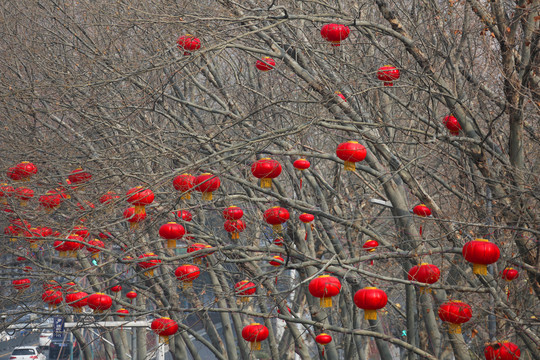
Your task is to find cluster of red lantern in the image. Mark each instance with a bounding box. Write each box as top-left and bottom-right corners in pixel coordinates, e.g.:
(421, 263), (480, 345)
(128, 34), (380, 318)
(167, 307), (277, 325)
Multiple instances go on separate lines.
(223, 206), (246, 239)
(7, 161), (38, 182)
(484, 342), (521, 360)
(177, 35), (201, 56)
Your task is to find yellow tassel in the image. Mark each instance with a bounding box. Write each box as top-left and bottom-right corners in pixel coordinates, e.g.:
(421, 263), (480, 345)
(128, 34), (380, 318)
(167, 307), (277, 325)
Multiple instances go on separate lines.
(180, 192), (191, 200)
(134, 205), (145, 214)
(343, 161), (356, 171)
(472, 263), (487, 275)
(250, 341), (261, 351)
(272, 224), (282, 233)
(92, 253), (99, 259)
(144, 269), (154, 277)
(202, 192), (213, 201)
(260, 178), (272, 188)
(167, 239), (177, 249)
(447, 323), (461, 334)
(320, 297), (333, 308)
(364, 309), (377, 320)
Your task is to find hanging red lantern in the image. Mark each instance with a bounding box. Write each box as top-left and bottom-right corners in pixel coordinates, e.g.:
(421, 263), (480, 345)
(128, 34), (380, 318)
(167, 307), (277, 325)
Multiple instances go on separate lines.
(65, 235), (85, 258)
(111, 285), (122, 293)
(293, 158), (310, 171)
(152, 317), (179, 343)
(336, 141), (367, 171)
(255, 57), (276, 71)
(5, 225), (19, 242)
(193, 173), (220, 201)
(116, 308), (129, 318)
(501, 268), (519, 281)
(462, 238), (500, 275)
(63, 282), (77, 293)
(13, 278), (31, 292)
(175, 264), (200, 289)
(73, 225), (90, 239)
(224, 220), (246, 240)
(223, 206), (244, 221)
(7, 167), (22, 181)
(235, 280), (256, 302)
(407, 263), (440, 292)
(87, 293), (113, 313)
(484, 341), (521, 360)
(353, 287), (388, 320)
(86, 239), (105, 259)
(299, 213), (314, 223)
(177, 35), (201, 55)
(251, 158), (282, 188)
(315, 333), (333, 356)
(68, 168), (92, 185)
(123, 207), (147, 229)
(377, 65), (400, 86)
(42, 290), (63, 309)
(25, 228), (42, 249)
(173, 173), (196, 200)
(335, 91), (346, 101)
(15, 187), (33, 206)
(187, 243), (213, 263)
(0, 184), (14, 204)
(15, 161), (37, 180)
(308, 275), (341, 308)
(99, 191), (120, 205)
(126, 291), (137, 302)
(413, 204), (431, 217)
(269, 255), (284, 267)
(126, 186), (154, 215)
(274, 237), (284, 246)
(66, 291), (88, 313)
(363, 240), (379, 265)
(159, 222), (185, 248)
(54, 240), (69, 257)
(263, 207), (290, 233)
(174, 209), (193, 222)
(443, 115), (462, 136)
(242, 323), (269, 351)
(138, 253), (161, 277)
(320, 24), (350, 46)
(39, 190), (63, 212)
(438, 301), (472, 334)
(43, 280), (61, 291)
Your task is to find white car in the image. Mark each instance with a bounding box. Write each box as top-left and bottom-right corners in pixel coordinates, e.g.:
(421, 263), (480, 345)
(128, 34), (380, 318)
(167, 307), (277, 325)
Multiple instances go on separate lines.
(9, 346), (46, 360)
(39, 330), (53, 347)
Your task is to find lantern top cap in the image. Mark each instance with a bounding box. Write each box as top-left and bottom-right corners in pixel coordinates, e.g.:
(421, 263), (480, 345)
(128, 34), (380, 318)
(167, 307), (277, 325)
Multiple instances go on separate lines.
(181, 173), (192, 176)
(505, 267), (515, 270)
(260, 157), (271, 160)
(95, 292), (105, 295)
(249, 322), (260, 325)
(419, 262), (431, 266)
(364, 286), (377, 290)
(474, 238), (489, 242)
(200, 173), (212, 175)
(319, 275), (331, 278)
(319, 332), (329, 336)
(449, 300), (464, 303)
(161, 317), (171, 319)
(167, 222), (177, 224)
(347, 140), (358, 143)
(184, 34), (193, 37)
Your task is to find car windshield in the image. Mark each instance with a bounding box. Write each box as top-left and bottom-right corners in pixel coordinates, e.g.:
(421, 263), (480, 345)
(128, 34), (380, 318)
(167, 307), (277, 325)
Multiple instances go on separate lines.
(12, 348), (36, 355)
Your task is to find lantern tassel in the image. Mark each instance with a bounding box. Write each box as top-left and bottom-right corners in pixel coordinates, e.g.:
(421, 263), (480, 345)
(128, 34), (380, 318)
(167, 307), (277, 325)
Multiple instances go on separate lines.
(144, 269), (154, 277)
(343, 161), (355, 171)
(419, 226), (423, 236)
(364, 309), (377, 320)
(92, 253), (99, 259)
(167, 239), (177, 249)
(130, 222), (139, 230)
(506, 285), (510, 301)
(322, 347), (325, 357)
(261, 178), (272, 188)
(134, 205), (145, 214)
(232, 232), (239, 240)
(202, 192), (213, 201)
(447, 323), (462, 334)
(250, 341), (261, 351)
(320, 297), (333, 308)
(472, 263), (488, 275)
(180, 192), (191, 200)
(272, 224), (282, 233)
(182, 281), (193, 290)
(299, 178), (303, 189)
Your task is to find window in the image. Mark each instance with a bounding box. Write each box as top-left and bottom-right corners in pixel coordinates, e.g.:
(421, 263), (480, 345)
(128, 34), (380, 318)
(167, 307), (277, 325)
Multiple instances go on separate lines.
(12, 348), (36, 355)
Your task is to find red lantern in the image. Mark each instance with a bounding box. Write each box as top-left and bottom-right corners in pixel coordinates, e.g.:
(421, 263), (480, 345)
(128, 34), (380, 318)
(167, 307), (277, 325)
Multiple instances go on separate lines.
(0, 184), (14, 204)
(438, 300), (472, 334)
(363, 240), (379, 265)
(54, 240), (69, 257)
(175, 264), (200, 289)
(159, 222), (185, 248)
(39, 190), (63, 212)
(65, 235), (85, 258)
(15, 187), (33, 206)
(320, 24), (350, 46)
(484, 342), (521, 360)
(174, 209), (193, 222)
(335, 91), (346, 101)
(274, 237), (284, 246)
(299, 213), (314, 223)
(462, 238), (500, 275)
(64, 282), (77, 292)
(293, 158), (310, 171)
(43, 280), (61, 291)
(66, 291), (88, 313)
(73, 225), (90, 239)
(177, 35), (201, 55)
(68, 168), (92, 185)
(187, 243), (213, 264)
(7, 167), (22, 181)
(152, 317), (179, 343)
(255, 57), (276, 71)
(413, 204), (431, 217)
(223, 206), (244, 221)
(251, 158), (282, 188)
(173, 173), (196, 200)
(13, 278), (31, 292)
(353, 287), (388, 320)
(242, 323), (269, 351)
(126, 186), (154, 215)
(111, 285), (122, 293)
(263, 207), (289, 233)
(87, 293), (113, 313)
(336, 141), (367, 171)
(443, 115), (462, 136)
(308, 275), (341, 308)
(99, 191), (120, 205)
(86, 239), (105, 259)
(117, 308), (129, 318)
(501, 268), (519, 281)
(5, 224), (19, 242)
(407, 263), (440, 292)
(138, 253), (161, 277)
(123, 207), (147, 229)
(193, 173), (220, 201)
(126, 291), (137, 302)
(224, 219), (246, 239)
(315, 333), (333, 356)
(235, 280), (256, 302)
(377, 65), (400, 86)
(269, 255), (284, 267)
(15, 161), (37, 180)
(42, 290), (63, 309)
